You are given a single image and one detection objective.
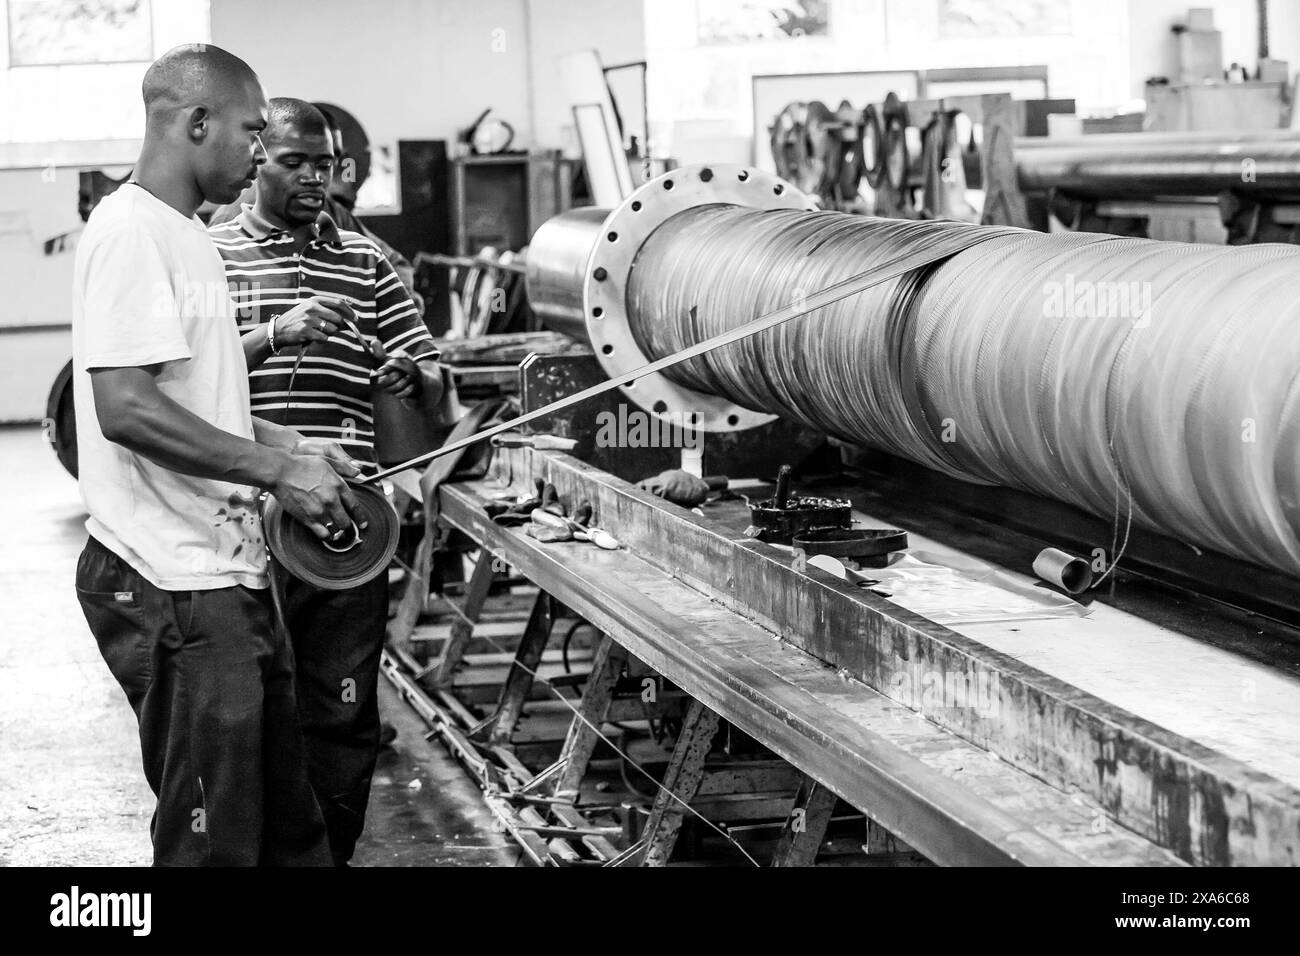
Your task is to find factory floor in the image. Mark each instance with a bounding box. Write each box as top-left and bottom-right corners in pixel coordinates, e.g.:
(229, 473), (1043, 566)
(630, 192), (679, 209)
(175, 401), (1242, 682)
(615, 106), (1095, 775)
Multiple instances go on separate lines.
(0, 424), (518, 867)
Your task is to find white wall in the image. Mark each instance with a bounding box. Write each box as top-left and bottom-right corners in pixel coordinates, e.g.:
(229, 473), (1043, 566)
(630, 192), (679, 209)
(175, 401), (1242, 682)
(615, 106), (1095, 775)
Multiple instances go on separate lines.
(526, 0), (647, 154)
(212, 0), (646, 155)
(212, 0), (534, 150)
(1266, 0), (1300, 76)
(0, 0), (209, 144)
(211, 0), (533, 147)
(1126, 0), (1262, 95)
(646, 0), (1132, 165)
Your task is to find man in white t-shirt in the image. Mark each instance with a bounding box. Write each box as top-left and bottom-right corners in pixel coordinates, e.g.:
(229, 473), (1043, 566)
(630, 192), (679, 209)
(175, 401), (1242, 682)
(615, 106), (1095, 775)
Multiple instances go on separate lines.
(73, 44), (364, 866)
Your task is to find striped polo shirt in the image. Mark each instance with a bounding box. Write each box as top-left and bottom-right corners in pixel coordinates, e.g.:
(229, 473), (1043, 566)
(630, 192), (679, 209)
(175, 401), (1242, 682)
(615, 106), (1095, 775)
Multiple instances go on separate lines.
(209, 206), (438, 467)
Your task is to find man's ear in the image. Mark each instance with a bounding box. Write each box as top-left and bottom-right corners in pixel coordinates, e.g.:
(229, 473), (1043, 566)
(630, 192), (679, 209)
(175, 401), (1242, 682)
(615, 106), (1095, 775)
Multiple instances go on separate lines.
(186, 106), (210, 144)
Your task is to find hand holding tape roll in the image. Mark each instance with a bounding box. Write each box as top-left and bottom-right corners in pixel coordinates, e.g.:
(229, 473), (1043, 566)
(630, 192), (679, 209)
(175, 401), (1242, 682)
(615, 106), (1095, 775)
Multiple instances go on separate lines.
(263, 481), (400, 590)
(261, 307), (406, 589)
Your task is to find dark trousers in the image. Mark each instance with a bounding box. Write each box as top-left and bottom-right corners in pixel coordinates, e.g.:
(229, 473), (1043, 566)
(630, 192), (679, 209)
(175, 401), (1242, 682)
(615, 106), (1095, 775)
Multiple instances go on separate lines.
(277, 566), (388, 866)
(76, 536), (332, 867)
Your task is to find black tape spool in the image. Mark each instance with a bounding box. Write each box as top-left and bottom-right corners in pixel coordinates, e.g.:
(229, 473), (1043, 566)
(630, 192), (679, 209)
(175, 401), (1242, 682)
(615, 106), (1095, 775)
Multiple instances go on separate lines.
(262, 482), (399, 590)
(794, 528), (908, 568)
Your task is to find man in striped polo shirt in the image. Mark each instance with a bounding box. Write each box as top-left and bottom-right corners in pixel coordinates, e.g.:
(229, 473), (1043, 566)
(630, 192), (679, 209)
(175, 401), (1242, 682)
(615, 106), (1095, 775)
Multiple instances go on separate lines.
(210, 98), (441, 865)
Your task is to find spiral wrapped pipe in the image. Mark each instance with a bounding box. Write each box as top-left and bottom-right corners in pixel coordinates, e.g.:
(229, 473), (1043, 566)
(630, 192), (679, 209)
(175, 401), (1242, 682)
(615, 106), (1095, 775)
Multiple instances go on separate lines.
(526, 165), (1300, 575)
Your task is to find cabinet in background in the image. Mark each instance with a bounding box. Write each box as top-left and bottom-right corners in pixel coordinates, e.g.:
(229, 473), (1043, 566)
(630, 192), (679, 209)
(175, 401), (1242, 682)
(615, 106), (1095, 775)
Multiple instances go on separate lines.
(450, 152), (580, 255)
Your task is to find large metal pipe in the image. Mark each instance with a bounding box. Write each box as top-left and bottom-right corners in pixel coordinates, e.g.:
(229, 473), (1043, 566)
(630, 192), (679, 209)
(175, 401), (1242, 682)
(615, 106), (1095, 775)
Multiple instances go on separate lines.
(527, 164), (1300, 576)
(525, 206), (609, 343)
(1013, 130), (1300, 199)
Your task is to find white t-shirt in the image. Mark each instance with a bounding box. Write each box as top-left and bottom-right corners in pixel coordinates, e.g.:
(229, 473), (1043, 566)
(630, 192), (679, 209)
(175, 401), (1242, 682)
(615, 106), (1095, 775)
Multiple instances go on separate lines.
(72, 183), (269, 591)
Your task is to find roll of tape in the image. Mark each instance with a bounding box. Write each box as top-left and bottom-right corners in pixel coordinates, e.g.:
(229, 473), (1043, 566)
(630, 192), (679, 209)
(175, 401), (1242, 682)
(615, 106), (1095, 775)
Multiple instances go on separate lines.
(263, 482), (400, 590)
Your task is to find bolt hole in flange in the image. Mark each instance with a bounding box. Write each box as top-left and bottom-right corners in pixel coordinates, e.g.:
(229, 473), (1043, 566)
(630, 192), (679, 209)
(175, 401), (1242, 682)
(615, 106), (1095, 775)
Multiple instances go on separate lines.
(602, 344), (614, 355)
(593, 266), (607, 281)
(607, 231), (618, 242)
(631, 200), (642, 211)
(700, 167), (714, 182)
(592, 306), (604, 318)
(653, 400), (669, 413)
(663, 179), (675, 190)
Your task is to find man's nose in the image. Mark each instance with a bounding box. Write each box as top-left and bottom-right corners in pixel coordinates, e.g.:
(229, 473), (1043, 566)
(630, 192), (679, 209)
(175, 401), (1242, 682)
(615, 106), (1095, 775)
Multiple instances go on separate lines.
(252, 133), (268, 166)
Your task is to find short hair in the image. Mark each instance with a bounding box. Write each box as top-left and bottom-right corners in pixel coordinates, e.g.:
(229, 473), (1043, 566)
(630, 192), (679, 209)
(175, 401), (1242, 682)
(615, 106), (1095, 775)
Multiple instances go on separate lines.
(141, 43), (258, 119)
(265, 97), (330, 143)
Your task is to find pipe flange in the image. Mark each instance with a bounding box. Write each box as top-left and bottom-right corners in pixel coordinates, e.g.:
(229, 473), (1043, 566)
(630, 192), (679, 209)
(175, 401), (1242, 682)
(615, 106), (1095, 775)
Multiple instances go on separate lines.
(583, 163), (816, 432)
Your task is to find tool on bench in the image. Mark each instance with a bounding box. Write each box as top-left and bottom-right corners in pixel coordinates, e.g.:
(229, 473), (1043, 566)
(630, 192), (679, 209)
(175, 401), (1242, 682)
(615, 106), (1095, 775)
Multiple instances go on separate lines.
(523, 491), (621, 549)
(491, 432), (578, 451)
(575, 527), (621, 550)
(563, 500), (620, 550)
(747, 464), (907, 566)
(746, 464), (852, 545)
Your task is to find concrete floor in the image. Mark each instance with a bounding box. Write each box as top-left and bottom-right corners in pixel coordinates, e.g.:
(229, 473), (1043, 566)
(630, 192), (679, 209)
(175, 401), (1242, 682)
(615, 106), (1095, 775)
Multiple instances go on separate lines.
(0, 424), (518, 867)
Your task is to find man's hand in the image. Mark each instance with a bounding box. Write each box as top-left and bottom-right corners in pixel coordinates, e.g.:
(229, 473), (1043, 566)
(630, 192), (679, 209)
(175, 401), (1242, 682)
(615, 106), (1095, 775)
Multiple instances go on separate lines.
(271, 453), (366, 542)
(294, 437), (362, 479)
(372, 343), (423, 400)
(271, 296), (358, 349)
